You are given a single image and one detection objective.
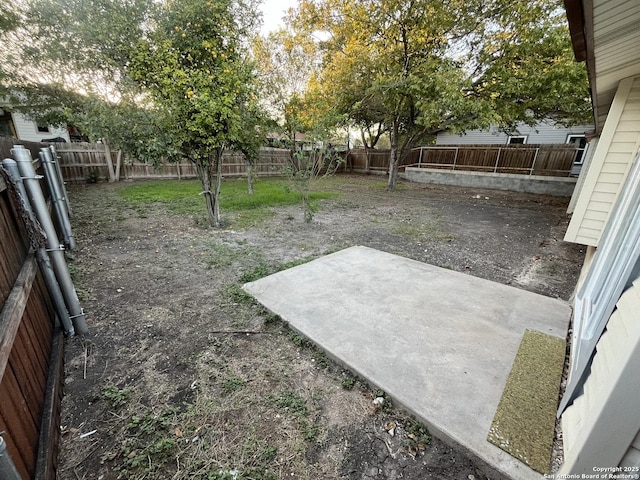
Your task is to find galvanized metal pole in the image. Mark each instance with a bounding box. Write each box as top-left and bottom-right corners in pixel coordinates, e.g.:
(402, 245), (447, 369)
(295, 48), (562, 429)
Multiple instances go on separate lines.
(2, 158), (75, 335)
(494, 147), (502, 173)
(40, 148), (76, 250)
(49, 145), (72, 217)
(12, 146), (88, 335)
(0, 436), (21, 480)
(530, 148), (540, 176)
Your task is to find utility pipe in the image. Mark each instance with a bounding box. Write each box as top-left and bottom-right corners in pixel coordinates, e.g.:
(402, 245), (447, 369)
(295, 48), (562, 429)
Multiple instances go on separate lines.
(40, 148), (76, 250)
(12, 146), (88, 335)
(0, 436), (21, 480)
(2, 159), (75, 335)
(49, 145), (72, 217)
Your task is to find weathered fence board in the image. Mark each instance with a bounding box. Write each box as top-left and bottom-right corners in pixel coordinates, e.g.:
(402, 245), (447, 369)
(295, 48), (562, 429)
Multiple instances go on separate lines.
(52, 143), (293, 182)
(412, 144), (578, 177)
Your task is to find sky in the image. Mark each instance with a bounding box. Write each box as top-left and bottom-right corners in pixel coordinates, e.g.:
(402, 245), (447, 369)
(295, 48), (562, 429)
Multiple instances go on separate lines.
(259, 0), (298, 35)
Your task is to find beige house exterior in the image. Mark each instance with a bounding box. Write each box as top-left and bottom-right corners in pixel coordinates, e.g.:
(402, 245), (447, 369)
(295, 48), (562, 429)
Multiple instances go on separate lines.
(559, 0), (640, 473)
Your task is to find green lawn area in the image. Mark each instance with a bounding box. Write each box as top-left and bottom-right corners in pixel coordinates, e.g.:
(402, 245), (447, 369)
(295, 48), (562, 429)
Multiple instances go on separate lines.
(118, 177), (339, 225)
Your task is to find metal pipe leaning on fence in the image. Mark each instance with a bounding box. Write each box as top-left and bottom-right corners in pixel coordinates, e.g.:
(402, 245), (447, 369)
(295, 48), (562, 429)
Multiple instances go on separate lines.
(0, 436), (21, 480)
(49, 144), (72, 218)
(1, 158), (76, 336)
(10, 145), (89, 335)
(40, 147), (76, 250)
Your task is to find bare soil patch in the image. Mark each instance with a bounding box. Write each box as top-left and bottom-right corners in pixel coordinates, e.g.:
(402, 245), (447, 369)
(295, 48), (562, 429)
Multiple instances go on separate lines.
(59, 174), (584, 480)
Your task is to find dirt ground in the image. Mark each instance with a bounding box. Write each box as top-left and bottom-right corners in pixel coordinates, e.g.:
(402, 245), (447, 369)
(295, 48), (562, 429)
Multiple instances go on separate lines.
(58, 174), (585, 480)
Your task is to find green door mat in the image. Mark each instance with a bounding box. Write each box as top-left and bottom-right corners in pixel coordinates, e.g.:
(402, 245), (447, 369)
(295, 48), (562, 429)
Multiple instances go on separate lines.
(487, 329), (566, 474)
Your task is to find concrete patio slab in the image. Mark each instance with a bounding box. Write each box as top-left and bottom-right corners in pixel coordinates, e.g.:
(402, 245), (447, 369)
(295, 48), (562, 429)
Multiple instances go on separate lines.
(243, 246), (571, 480)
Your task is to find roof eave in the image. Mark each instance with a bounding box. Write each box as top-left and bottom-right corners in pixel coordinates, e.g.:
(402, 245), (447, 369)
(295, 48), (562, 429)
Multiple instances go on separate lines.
(563, 0), (599, 131)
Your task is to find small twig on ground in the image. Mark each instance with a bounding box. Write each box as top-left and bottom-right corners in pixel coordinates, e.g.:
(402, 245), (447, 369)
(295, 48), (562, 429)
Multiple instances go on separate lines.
(83, 342), (88, 379)
(209, 330), (270, 335)
(101, 359), (109, 379)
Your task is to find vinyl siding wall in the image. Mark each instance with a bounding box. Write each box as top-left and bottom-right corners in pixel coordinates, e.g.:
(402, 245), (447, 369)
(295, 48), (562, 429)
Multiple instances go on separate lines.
(565, 75), (640, 246)
(435, 121), (593, 145)
(560, 277), (640, 474)
(11, 112), (70, 143)
(591, 0), (640, 130)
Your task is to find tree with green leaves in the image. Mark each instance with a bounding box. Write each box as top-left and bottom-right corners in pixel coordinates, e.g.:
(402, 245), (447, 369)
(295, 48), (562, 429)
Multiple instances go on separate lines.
(290, 0), (590, 190)
(128, 0), (262, 226)
(462, 1), (592, 130)
(252, 29), (322, 149)
(252, 27), (347, 220)
(1, 0), (162, 179)
(3, 0), (265, 227)
(291, 0), (479, 190)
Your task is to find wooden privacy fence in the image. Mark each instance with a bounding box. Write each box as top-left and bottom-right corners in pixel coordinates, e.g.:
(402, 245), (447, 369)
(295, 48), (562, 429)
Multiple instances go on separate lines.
(52, 143), (294, 182)
(0, 147), (66, 480)
(346, 149), (413, 173)
(411, 144), (579, 177)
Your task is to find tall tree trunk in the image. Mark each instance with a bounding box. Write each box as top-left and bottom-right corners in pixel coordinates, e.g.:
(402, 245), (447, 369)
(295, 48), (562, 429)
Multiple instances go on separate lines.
(213, 148), (223, 226)
(246, 160), (254, 195)
(387, 118), (400, 191)
(195, 149), (223, 227)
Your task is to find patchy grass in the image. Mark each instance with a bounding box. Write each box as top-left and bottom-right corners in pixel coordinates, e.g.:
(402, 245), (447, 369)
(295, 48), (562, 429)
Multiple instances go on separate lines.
(392, 215), (455, 243)
(102, 384), (132, 410)
(204, 242), (261, 270)
(118, 177), (339, 226)
(239, 256), (320, 284)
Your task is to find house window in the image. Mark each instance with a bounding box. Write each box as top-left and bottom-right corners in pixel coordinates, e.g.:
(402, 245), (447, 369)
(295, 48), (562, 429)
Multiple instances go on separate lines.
(507, 135), (527, 145)
(0, 111), (16, 138)
(567, 134), (588, 164)
(37, 124), (50, 133)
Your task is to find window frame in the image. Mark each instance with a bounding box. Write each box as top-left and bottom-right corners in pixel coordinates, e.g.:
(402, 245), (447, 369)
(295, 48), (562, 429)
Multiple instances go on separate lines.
(566, 134), (588, 165)
(506, 135), (527, 145)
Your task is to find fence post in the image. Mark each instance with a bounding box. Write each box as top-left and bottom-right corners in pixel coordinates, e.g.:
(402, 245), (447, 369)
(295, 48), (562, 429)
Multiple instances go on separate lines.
(418, 148), (423, 168)
(494, 148), (502, 173)
(49, 145), (72, 217)
(453, 147), (459, 171)
(530, 148), (540, 176)
(40, 148), (76, 250)
(115, 150), (122, 180)
(103, 141), (116, 182)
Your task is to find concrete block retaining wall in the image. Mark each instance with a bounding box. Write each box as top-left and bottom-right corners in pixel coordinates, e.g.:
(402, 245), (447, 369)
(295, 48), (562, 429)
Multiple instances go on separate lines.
(402, 167), (577, 196)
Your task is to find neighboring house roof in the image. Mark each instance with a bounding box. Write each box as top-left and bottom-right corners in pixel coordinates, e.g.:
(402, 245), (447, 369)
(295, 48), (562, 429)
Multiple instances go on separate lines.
(563, 0), (640, 133)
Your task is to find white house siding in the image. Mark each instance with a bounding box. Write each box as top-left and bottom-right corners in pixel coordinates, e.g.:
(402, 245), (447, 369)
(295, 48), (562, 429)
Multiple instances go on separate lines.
(564, 75), (640, 246)
(560, 277), (640, 474)
(435, 121), (593, 145)
(591, 0), (640, 130)
(11, 112), (70, 142)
